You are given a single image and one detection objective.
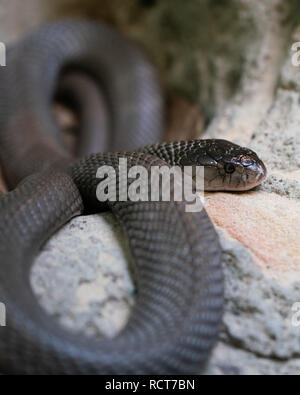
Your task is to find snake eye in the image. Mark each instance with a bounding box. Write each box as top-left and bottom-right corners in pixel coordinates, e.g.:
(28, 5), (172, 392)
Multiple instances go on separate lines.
(224, 163), (235, 174)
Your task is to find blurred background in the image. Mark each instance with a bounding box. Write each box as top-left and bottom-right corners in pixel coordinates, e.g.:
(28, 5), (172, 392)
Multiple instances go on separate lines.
(2, 0), (298, 140)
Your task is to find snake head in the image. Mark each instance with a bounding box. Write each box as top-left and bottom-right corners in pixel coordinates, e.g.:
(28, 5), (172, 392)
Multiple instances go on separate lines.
(180, 139), (267, 192)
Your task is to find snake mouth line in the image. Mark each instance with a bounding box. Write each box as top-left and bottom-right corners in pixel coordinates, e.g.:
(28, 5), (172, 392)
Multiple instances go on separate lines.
(205, 161), (267, 192)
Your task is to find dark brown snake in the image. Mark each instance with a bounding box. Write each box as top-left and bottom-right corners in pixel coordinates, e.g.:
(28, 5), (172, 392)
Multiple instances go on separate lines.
(0, 20), (267, 374)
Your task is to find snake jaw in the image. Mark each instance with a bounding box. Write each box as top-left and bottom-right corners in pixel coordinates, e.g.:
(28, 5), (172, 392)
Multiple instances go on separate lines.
(176, 139), (267, 192)
(243, 159), (267, 187)
(222, 158), (267, 191)
(194, 142), (267, 191)
(225, 144), (267, 191)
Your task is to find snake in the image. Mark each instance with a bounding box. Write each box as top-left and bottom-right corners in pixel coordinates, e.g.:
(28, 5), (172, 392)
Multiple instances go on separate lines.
(0, 20), (267, 374)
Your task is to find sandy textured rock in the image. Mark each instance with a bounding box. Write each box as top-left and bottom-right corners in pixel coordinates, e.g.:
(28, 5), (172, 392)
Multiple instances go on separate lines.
(0, 0), (300, 375)
(203, 22), (300, 374)
(205, 192), (300, 273)
(0, 0), (47, 43)
(31, 213), (135, 338)
(204, 229), (300, 375)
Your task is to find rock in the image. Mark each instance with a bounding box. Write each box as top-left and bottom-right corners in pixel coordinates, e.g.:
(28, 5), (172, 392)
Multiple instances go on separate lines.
(203, 24), (300, 373)
(205, 192), (300, 272)
(206, 228), (300, 374)
(31, 213), (135, 338)
(0, 0), (48, 43)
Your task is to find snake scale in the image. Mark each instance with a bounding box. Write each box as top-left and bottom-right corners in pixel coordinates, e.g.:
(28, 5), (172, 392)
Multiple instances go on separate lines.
(0, 20), (266, 374)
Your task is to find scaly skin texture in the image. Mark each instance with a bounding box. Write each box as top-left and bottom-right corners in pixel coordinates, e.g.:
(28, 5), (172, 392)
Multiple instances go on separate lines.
(0, 20), (265, 374)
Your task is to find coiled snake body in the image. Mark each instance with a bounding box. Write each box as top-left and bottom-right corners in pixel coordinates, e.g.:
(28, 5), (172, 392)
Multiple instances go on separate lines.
(0, 20), (266, 374)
